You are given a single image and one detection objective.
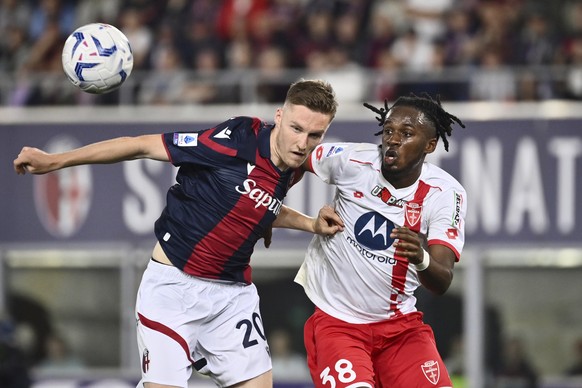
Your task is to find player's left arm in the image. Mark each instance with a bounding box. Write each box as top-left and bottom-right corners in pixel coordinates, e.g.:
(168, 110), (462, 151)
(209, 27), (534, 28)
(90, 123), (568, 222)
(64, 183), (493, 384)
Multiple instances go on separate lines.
(273, 205), (344, 235)
(391, 227), (456, 295)
(262, 205), (344, 248)
(14, 134), (168, 175)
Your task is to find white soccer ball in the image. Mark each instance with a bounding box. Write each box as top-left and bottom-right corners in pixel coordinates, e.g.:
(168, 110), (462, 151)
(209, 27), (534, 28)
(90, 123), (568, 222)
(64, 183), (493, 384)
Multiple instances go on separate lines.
(62, 23), (133, 94)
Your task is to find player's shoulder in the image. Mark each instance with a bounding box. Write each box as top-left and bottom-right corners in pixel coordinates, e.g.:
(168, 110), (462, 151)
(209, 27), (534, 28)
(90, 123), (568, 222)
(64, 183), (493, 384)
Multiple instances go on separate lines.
(346, 143), (381, 165)
(422, 162), (465, 193)
(223, 116), (267, 133)
(317, 142), (378, 159)
(209, 116), (269, 143)
(228, 115), (264, 126)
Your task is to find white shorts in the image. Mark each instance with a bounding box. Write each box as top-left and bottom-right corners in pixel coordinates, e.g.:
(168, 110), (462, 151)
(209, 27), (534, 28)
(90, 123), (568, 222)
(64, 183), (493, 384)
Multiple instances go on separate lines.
(135, 259), (272, 387)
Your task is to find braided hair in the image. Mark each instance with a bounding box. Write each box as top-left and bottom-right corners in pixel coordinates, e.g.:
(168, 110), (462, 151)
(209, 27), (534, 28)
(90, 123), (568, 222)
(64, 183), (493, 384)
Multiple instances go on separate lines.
(363, 93), (465, 152)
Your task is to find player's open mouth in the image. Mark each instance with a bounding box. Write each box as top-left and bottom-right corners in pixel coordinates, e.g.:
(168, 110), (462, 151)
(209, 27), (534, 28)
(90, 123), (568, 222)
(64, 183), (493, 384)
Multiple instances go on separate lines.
(384, 150), (398, 164)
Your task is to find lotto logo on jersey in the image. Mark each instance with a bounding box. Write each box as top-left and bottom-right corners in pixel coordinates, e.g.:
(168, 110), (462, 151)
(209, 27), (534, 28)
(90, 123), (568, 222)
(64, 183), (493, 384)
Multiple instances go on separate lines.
(173, 133), (198, 147)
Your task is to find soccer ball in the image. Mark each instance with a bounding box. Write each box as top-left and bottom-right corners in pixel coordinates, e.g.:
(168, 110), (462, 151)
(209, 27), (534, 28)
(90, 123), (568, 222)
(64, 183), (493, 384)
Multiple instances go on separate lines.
(62, 23), (133, 94)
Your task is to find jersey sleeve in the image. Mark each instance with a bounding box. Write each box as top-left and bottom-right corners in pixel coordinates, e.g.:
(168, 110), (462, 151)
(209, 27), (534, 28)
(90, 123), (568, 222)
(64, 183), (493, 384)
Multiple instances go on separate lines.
(162, 116), (256, 167)
(309, 143), (353, 184)
(426, 188), (467, 261)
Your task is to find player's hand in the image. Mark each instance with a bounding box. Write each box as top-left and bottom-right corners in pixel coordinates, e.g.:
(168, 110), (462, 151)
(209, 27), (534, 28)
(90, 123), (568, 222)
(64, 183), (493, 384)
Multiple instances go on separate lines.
(313, 205), (344, 236)
(14, 147), (56, 175)
(262, 226), (273, 248)
(391, 226), (424, 265)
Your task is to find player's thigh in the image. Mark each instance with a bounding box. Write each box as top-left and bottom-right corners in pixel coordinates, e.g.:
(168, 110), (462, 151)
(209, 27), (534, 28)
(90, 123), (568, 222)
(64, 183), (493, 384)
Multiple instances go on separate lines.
(136, 261), (202, 387)
(374, 324), (452, 388)
(196, 283), (272, 387)
(305, 310), (375, 388)
(229, 370), (273, 388)
(143, 383), (182, 388)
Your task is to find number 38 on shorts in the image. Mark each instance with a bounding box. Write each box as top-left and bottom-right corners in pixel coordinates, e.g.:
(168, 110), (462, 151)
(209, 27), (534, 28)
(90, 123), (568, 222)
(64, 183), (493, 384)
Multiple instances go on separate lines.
(320, 359), (373, 388)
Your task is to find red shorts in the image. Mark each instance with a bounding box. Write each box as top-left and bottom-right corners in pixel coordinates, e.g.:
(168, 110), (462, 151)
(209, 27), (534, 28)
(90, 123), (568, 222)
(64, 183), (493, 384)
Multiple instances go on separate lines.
(304, 308), (452, 388)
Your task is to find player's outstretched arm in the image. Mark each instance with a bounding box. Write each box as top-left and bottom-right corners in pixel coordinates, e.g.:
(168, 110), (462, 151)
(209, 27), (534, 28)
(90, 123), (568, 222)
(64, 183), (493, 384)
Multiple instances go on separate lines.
(273, 205), (344, 236)
(14, 134), (168, 175)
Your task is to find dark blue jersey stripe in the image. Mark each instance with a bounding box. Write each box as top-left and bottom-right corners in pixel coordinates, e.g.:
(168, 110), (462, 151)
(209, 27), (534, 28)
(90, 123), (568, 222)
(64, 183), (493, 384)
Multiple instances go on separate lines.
(155, 116), (295, 284)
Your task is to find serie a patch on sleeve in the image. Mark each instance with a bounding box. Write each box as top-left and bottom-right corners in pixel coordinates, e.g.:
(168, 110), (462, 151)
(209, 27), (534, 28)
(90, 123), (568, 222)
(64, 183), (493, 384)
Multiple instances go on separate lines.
(173, 133), (198, 147)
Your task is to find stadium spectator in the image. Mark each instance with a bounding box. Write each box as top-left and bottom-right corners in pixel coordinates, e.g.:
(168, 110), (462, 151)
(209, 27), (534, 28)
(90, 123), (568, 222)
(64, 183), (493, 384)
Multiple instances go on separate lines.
(0, 0), (31, 42)
(255, 45), (290, 103)
(1, 0), (582, 104)
(182, 47), (226, 104)
(293, 9), (335, 67)
(269, 328), (311, 383)
(564, 338), (582, 376)
(361, 6), (398, 68)
(442, 7), (479, 66)
(73, 0), (120, 28)
(390, 27), (436, 72)
(469, 49), (517, 101)
(28, 0), (74, 41)
(118, 7), (153, 70)
(37, 332), (86, 373)
(138, 45), (188, 105)
(0, 317), (31, 388)
(494, 336), (539, 388)
(305, 46), (366, 103)
(371, 48), (401, 102)
(404, 0), (455, 43)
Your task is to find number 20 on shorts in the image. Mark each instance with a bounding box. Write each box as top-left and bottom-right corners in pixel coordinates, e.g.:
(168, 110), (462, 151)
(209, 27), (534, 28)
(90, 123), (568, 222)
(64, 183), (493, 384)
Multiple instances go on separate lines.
(320, 359), (372, 388)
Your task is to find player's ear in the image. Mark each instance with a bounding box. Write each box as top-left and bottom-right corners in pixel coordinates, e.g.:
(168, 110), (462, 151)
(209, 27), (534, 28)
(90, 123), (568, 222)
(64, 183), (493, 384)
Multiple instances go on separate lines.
(425, 137), (438, 154)
(274, 107), (283, 127)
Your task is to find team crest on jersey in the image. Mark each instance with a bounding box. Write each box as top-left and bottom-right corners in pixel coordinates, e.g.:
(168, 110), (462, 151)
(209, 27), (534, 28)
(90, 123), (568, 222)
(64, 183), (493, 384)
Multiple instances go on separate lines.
(421, 360), (440, 385)
(173, 133), (198, 146)
(405, 202), (422, 227)
(142, 348), (150, 373)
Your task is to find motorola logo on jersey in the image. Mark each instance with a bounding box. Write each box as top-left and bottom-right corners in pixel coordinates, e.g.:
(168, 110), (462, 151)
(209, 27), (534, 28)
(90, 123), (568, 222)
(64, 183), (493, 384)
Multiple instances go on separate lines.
(235, 179), (283, 215)
(354, 211), (396, 250)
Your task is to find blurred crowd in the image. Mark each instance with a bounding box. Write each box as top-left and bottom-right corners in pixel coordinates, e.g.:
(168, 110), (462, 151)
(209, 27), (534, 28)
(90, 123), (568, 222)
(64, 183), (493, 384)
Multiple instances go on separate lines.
(2, 0), (582, 105)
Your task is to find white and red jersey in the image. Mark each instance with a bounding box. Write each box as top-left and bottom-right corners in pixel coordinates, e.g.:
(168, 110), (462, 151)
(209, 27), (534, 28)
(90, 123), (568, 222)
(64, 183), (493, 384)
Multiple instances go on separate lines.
(295, 142), (467, 324)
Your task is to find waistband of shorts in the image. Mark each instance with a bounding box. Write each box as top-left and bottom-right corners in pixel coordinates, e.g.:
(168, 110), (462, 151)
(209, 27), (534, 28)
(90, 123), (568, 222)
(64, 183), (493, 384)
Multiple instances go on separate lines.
(146, 257), (244, 287)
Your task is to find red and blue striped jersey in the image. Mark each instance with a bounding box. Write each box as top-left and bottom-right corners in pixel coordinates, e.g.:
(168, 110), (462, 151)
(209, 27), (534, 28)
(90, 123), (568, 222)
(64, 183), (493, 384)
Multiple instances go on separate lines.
(155, 116), (302, 284)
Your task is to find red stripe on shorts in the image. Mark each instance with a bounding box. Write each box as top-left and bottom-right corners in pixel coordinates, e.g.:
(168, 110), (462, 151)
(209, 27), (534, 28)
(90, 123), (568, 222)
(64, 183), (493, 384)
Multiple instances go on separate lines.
(137, 312), (195, 364)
